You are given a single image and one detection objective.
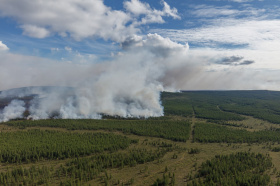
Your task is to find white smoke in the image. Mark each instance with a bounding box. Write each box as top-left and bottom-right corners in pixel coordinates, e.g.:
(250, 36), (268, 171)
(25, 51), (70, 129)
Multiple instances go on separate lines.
(1, 33), (275, 122)
(0, 0), (189, 122)
(0, 33), (192, 121)
(1, 0), (279, 123)
(0, 86), (73, 98)
(0, 100), (26, 122)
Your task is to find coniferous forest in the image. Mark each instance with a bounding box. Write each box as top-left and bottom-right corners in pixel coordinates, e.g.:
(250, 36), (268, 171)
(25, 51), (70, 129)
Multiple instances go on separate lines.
(2, 91), (280, 185)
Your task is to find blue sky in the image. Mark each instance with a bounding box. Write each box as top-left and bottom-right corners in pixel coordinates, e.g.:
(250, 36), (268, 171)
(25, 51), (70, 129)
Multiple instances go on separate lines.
(0, 0), (280, 90)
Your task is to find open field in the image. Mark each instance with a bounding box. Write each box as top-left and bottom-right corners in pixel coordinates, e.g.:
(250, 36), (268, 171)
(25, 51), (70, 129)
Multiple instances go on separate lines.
(1, 91), (280, 185)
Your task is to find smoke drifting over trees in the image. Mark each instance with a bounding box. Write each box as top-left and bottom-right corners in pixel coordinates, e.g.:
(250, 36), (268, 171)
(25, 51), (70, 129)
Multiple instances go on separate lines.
(0, 100), (25, 122)
(0, 0), (186, 121)
(1, 0), (276, 122)
(0, 33), (193, 121)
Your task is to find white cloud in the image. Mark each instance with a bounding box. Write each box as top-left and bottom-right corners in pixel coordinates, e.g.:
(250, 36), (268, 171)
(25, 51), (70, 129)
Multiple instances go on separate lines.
(211, 0), (253, 2)
(51, 48), (59, 52)
(229, 0), (253, 2)
(121, 33), (189, 57)
(152, 19), (280, 50)
(124, 0), (180, 25)
(0, 0), (179, 42)
(21, 25), (50, 38)
(124, 0), (151, 15)
(191, 5), (238, 17)
(0, 41), (9, 51)
(161, 1), (181, 19)
(64, 46), (72, 52)
(190, 5), (264, 18)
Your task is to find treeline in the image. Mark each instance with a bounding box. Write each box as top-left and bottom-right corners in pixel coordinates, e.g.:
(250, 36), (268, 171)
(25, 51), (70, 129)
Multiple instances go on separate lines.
(194, 123), (280, 143)
(161, 91), (280, 124)
(161, 92), (193, 117)
(220, 103), (280, 124)
(193, 106), (245, 121)
(5, 119), (191, 142)
(161, 91), (244, 121)
(188, 152), (272, 186)
(0, 130), (135, 163)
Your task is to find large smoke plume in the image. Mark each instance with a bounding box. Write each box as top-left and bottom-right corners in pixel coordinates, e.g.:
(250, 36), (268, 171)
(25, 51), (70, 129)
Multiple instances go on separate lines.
(1, 0), (269, 123)
(0, 34), (192, 122)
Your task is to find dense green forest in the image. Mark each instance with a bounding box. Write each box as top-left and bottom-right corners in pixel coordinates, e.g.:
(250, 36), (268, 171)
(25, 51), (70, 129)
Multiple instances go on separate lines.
(189, 152), (272, 185)
(0, 144), (178, 185)
(163, 91), (280, 123)
(6, 119), (191, 142)
(1, 90), (280, 185)
(194, 123), (280, 143)
(0, 130), (135, 163)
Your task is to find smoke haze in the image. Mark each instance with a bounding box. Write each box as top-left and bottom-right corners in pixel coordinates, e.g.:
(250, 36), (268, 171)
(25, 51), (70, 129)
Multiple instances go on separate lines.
(0, 34), (193, 121)
(1, 0), (279, 122)
(0, 100), (26, 122)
